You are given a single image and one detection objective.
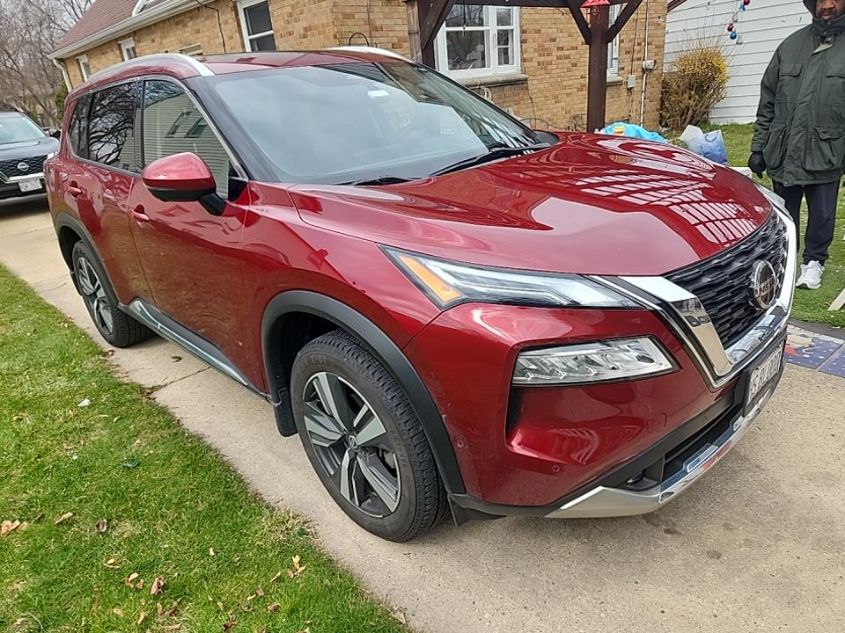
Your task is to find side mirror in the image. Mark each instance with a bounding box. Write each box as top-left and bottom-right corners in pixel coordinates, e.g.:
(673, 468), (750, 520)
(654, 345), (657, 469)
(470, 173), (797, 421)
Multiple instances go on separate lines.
(142, 152), (217, 204)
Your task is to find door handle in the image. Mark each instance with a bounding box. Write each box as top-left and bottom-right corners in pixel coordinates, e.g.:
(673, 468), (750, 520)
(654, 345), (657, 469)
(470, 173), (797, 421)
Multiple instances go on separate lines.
(67, 181), (83, 197)
(131, 205), (150, 223)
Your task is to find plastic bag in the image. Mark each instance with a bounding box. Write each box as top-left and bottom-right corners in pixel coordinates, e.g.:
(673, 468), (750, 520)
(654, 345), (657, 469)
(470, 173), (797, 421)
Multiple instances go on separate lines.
(680, 125), (728, 164)
(599, 121), (667, 143)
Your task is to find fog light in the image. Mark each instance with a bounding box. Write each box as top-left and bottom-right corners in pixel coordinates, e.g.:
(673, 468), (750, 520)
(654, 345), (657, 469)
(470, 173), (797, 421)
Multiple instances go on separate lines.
(513, 337), (675, 385)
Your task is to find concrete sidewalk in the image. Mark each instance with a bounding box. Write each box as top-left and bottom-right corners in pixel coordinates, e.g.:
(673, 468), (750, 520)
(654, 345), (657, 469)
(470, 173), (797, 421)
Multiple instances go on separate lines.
(2, 202), (843, 633)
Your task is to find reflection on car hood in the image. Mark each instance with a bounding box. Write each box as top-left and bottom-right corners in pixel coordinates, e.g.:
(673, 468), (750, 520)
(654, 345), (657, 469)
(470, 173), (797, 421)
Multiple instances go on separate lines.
(290, 133), (773, 276)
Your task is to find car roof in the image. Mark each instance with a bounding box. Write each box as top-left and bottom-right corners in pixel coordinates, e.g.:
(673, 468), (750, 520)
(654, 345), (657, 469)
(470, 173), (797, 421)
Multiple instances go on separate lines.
(69, 47), (409, 99)
(0, 111), (30, 119)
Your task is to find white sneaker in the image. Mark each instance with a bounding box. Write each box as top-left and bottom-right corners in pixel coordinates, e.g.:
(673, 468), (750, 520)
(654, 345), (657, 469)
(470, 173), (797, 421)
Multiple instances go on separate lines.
(796, 260), (824, 289)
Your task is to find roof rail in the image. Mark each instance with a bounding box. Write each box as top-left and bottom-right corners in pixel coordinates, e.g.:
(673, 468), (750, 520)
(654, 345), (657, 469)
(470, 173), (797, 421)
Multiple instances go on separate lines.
(84, 53), (213, 84)
(326, 46), (409, 61)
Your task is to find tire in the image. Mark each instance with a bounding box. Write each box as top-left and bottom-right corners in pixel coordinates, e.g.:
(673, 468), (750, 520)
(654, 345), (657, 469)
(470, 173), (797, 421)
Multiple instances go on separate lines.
(71, 241), (152, 348)
(290, 330), (447, 541)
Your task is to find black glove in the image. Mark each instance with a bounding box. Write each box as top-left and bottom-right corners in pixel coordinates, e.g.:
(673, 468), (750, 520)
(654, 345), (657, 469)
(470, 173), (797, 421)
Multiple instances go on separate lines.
(748, 152), (766, 177)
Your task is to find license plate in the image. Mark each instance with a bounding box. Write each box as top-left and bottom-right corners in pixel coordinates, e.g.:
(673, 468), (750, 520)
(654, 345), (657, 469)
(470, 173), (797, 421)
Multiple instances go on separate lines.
(18, 178), (42, 193)
(745, 344), (784, 411)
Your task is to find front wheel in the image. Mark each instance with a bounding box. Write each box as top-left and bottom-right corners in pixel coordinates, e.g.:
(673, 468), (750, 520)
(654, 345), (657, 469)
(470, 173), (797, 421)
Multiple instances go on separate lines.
(290, 330), (446, 541)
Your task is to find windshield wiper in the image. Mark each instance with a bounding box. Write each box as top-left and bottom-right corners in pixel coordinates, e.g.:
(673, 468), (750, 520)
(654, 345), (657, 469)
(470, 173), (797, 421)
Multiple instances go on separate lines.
(338, 175), (412, 186)
(430, 142), (551, 177)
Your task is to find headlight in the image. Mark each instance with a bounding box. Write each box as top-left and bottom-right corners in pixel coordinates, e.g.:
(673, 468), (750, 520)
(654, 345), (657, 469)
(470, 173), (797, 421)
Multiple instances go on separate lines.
(513, 337), (676, 385)
(755, 182), (786, 213)
(385, 248), (640, 309)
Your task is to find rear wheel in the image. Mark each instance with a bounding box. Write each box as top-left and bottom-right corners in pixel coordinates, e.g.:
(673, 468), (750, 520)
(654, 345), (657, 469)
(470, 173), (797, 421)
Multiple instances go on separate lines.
(71, 241), (151, 348)
(291, 330), (446, 541)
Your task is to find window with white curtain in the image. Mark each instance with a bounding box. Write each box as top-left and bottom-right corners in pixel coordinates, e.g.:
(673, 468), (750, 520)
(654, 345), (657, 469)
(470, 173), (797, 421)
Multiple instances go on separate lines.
(608, 5), (620, 77)
(434, 5), (520, 80)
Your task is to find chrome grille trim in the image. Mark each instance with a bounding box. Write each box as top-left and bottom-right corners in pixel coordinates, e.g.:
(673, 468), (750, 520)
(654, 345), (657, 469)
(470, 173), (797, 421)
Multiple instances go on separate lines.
(591, 207), (796, 389)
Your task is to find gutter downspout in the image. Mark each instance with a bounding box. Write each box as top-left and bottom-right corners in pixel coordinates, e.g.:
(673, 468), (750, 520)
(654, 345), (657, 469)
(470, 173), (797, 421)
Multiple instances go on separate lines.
(52, 58), (71, 93)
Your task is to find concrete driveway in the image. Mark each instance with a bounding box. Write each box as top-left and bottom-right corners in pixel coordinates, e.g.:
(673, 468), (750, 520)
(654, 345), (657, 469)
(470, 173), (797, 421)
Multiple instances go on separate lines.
(2, 202), (843, 633)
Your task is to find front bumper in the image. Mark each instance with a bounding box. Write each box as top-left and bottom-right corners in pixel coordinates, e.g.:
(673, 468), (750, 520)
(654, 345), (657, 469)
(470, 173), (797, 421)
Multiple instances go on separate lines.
(0, 173), (46, 204)
(546, 370), (778, 518)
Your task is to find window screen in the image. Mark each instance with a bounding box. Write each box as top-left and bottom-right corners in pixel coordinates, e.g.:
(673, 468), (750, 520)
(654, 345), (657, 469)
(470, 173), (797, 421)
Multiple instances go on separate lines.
(87, 82), (142, 171)
(142, 79), (231, 196)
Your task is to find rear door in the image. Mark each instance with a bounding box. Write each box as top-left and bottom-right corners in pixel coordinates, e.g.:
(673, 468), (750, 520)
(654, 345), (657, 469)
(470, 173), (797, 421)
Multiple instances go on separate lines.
(128, 77), (250, 355)
(60, 82), (152, 304)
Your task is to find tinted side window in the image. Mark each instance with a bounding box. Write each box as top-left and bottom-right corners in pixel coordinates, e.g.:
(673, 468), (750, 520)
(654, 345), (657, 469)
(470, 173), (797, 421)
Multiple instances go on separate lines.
(143, 80), (230, 196)
(87, 82), (142, 171)
(67, 95), (90, 159)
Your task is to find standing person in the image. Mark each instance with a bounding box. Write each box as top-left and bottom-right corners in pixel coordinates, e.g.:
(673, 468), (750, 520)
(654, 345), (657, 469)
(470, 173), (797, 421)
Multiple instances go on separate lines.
(748, 0), (845, 289)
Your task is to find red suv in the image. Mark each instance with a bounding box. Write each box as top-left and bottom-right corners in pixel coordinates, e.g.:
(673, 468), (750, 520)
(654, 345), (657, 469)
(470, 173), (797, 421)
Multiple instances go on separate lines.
(45, 50), (795, 541)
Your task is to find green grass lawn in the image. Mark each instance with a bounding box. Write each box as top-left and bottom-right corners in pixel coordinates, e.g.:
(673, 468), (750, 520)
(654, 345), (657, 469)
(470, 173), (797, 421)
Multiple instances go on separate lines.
(0, 264), (404, 632)
(702, 124), (845, 328)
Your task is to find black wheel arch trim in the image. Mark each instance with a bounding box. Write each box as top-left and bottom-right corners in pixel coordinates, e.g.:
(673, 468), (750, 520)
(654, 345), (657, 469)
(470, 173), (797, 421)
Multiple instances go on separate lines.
(261, 290), (466, 496)
(53, 212), (117, 299)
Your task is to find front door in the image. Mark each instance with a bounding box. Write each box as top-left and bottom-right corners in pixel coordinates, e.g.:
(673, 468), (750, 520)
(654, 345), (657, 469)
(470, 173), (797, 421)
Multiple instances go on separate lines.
(128, 78), (249, 357)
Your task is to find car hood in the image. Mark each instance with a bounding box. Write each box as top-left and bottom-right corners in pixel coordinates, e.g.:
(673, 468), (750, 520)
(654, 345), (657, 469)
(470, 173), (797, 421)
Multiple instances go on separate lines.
(290, 133), (773, 276)
(0, 135), (59, 162)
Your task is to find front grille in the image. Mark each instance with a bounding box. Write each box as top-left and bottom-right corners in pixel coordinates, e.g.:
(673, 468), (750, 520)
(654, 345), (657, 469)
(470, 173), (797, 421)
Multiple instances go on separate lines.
(0, 155), (47, 181)
(666, 212), (788, 348)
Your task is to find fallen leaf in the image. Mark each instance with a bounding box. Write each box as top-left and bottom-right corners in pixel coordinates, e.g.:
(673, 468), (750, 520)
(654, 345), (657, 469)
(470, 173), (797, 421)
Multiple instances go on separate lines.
(1, 519), (21, 536)
(136, 579), (145, 590)
(171, 355), (182, 362)
(223, 618), (237, 631)
(287, 555), (306, 578)
(112, 608), (125, 617)
(104, 558), (119, 569)
(209, 547), (215, 557)
(246, 594), (256, 602)
(162, 625), (181, 631)
(124, 572), (139, 588)
(391, 610), (407, 624)
(164, 602), (180, 618)
(18, 521), (29, 532)
(121, 459), (140, 469)
(157, 602), (164, 616)
(266, 603), (280, 614)
(95, 519), (108, 534)
(78, 398), (91, 407)
(255, 586), (264, 597)
(138, 610), (147, 625)
(151, 576), (166, 596)
(269, 571), (282, 583)
(54, 512), (74, 525)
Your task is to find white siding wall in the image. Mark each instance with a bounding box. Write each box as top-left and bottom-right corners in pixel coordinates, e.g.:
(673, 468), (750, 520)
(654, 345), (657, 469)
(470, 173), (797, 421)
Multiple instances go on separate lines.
(665, 0), (809, 123)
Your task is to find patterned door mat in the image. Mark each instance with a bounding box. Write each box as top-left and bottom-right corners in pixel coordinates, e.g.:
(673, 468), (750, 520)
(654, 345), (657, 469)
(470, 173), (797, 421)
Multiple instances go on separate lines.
(786, 324), (845, 377)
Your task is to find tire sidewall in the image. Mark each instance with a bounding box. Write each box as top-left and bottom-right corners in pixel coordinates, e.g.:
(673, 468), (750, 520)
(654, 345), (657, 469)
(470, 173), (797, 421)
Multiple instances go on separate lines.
(71, 241), (121, 344)
(291, 342), (422, 540)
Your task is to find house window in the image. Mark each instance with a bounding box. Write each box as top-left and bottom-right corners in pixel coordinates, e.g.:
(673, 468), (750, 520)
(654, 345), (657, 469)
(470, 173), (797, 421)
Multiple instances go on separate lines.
(434, 5), (519, 79)
(180, 44), (204, 58)
(77, 55), (91, 81)
(608, 5), (620, 78)
(237, 0), (276, 52)
(119, 38), (137, 61)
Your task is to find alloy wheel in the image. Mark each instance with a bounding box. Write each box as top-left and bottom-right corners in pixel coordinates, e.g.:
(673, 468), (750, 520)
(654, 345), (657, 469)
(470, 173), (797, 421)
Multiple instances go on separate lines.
(302, 371), (401, 517)
(76, 255), (114, 335)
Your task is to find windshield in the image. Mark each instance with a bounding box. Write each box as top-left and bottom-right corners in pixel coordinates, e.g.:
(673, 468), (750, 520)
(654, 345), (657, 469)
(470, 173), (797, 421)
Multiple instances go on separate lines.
(211, 61), (541, 184)
(0, 114), (45, 145)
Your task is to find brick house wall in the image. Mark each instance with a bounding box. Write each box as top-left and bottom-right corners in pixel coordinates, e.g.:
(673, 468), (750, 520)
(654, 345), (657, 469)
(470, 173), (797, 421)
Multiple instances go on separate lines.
(61, 0), (665, 130)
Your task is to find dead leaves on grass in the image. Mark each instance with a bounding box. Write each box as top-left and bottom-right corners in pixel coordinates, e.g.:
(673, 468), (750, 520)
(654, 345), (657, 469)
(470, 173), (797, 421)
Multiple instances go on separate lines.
(53, 512), (74, 525)
(94, 519), (108, 534)
(287, 555), (306, 579)
(1, 520), (28, 536)
(150, 576), (166, 596)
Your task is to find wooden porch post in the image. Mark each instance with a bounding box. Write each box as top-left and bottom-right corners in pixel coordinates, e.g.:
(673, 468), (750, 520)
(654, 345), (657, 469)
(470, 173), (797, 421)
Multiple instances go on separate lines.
(586, 4), (609, 132)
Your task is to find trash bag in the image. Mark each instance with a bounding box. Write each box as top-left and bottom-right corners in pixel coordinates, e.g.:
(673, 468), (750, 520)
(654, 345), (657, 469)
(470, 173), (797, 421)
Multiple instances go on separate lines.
(680, 125), (728, 164)
(599, 121), (667, 143)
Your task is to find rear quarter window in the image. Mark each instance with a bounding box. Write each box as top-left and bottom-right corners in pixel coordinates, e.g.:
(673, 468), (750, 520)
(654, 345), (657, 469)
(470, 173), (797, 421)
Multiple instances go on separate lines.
(67, 95), (90, 159)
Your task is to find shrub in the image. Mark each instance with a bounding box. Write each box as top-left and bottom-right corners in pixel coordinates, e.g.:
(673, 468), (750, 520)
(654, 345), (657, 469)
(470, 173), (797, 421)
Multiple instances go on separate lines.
(660, 45), (728, 130)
